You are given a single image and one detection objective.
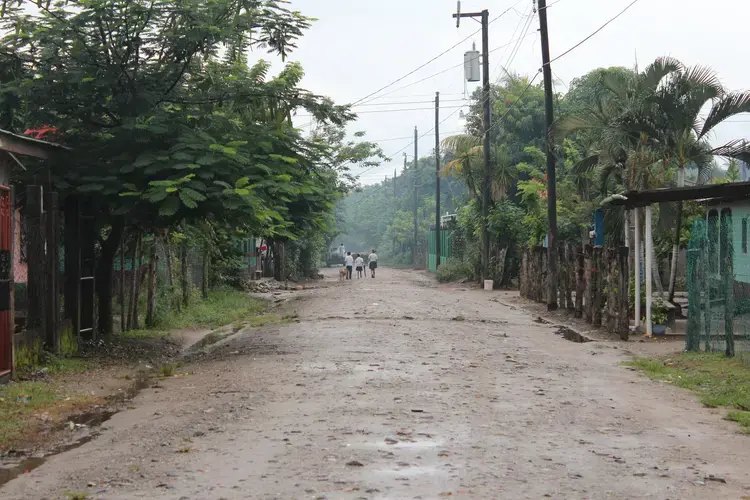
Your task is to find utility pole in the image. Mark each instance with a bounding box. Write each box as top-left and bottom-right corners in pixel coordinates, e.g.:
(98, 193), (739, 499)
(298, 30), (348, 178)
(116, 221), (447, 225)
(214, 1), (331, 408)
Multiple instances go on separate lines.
(413, 126), (419, 268)
(538, 0), (557, 310)
(435, 91), (441, 270)
(454, 6), (491, 281)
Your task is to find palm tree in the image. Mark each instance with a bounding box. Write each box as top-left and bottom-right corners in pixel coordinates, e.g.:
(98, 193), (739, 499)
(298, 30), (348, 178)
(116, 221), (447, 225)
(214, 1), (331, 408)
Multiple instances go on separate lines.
(439, 134), (482, 199)
(439, 136), (518, 202)
(556, 57), (750, 302)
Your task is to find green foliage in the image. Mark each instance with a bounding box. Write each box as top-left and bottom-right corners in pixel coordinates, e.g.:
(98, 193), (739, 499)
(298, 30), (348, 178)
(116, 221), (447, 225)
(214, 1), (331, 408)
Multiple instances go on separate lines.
(153, 289), (265, 330)
(436, 258), (473, 283)
(651, 296), (669, 325)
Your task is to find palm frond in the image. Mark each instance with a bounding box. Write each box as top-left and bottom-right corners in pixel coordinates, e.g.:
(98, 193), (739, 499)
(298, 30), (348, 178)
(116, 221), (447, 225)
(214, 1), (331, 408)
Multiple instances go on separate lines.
(699, 91), (750, 139)
(440, 134), (481, 154)
(640, 56), (683, 92)
(711, 138), (750, 164)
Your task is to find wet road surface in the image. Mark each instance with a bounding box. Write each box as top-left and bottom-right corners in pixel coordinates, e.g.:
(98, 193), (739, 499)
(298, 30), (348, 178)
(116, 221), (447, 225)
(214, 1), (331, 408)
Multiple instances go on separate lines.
(3, 267), (750, 499)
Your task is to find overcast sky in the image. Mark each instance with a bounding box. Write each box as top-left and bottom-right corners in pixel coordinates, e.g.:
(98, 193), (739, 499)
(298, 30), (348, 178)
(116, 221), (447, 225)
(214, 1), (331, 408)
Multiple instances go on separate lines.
(251, 0), (750, 185)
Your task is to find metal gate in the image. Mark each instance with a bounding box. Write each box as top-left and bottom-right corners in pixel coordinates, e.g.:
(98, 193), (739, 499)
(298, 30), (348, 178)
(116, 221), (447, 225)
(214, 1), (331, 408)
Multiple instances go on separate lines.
(0, 186), (12, 377)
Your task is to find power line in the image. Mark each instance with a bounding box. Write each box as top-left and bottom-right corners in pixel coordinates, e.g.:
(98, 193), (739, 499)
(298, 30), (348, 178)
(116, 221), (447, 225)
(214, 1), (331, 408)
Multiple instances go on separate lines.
(295, 105), (466, 118)
(350, 5), (520, 106)
(355, 98), (468, 107)
(359, 33), (537, 106)
(547, 0), (641, 66)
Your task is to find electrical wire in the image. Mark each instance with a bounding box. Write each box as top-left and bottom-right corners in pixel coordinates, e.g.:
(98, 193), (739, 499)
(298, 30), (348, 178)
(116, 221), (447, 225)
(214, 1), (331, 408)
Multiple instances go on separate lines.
(350, 4), (521, 106)
(546, 0), (641, 66)
(354, 98), (468, 107)
(358, 33), (537, 106)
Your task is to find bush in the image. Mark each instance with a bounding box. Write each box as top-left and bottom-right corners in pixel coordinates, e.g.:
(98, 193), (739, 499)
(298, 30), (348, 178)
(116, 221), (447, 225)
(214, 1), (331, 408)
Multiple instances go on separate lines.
(437, 258), (473, 283)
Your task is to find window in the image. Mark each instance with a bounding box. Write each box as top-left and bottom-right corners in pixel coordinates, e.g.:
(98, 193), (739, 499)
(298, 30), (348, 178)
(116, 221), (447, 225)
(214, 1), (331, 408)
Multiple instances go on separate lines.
(743, 218), (748, 254)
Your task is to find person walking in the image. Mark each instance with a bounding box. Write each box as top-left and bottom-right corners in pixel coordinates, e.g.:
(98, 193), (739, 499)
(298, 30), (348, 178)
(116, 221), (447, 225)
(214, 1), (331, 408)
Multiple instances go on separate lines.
(354, 253), (364, 278)
(344, 252), (354, 280)
(367, 249), (378, 278)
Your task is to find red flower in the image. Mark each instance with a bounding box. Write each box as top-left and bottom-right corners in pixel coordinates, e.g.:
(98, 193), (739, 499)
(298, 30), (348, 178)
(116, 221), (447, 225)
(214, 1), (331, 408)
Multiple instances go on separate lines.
(24, 126), (59, 139)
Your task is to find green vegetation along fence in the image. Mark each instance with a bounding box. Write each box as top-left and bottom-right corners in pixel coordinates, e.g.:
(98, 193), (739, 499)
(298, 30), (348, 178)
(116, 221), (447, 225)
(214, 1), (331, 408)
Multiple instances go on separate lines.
(428, 227), (453, 272)
(686, 211), (750, 361)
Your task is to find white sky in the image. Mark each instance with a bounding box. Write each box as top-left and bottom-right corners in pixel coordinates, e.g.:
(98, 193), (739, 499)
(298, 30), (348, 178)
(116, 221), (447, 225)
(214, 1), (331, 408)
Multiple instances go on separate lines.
(252, 0), (750, 184)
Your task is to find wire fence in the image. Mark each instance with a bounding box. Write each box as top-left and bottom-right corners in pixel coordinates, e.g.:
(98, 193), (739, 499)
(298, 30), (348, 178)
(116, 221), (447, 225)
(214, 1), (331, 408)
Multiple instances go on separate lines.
(686, 211), (750, 362)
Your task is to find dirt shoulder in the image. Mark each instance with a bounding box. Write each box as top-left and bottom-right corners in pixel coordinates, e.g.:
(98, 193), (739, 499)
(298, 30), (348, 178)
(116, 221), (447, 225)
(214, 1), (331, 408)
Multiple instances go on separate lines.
(1, 268), (749, 499)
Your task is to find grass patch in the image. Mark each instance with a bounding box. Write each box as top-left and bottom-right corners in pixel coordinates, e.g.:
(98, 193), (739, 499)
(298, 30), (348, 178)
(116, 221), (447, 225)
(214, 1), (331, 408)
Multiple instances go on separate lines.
(155, 289), (265, 330)
(625, 352), (750, 431)
(0, 381), (95, 448)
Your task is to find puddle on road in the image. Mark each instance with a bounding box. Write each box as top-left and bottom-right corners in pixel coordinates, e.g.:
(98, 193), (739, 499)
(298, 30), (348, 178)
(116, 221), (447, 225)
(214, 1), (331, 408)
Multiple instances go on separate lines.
(0, 374), (147, 488)
(555, 326), (592, 343)
(375, 465), (439, 477)
(355, 439), (443, 451)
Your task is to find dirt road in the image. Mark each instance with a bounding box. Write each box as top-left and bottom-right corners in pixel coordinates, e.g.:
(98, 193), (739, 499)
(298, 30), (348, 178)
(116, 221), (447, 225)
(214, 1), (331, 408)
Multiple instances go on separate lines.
(3, 268), (749, 499)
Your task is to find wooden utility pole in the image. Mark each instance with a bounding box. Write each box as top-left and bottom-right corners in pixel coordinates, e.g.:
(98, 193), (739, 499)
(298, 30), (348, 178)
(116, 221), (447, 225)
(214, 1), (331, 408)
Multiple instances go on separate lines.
(434, 91), (441, 270)
(453, 6), (491, 281)
(413, 126), (418, 268)
(538, 0), (558, 310)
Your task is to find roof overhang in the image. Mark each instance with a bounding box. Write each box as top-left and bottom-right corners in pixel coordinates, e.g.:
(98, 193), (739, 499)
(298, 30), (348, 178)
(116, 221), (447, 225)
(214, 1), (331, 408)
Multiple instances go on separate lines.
(0, 129), (70, 160)
(601, 181), (750, 209)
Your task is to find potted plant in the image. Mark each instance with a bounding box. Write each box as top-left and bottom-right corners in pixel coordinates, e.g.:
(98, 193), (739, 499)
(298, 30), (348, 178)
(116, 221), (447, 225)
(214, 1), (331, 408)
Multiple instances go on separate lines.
(651, 296), (668, 335)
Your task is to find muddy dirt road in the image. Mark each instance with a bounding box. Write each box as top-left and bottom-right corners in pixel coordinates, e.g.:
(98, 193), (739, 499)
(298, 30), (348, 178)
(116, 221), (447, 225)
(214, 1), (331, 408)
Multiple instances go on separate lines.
(3, 268), (749, 499)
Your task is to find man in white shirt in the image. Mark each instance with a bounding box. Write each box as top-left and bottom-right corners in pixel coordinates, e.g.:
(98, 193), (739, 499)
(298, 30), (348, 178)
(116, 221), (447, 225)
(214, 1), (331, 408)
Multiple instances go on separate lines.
(367, 249), (378, 278)
(344, 252), (354, 280)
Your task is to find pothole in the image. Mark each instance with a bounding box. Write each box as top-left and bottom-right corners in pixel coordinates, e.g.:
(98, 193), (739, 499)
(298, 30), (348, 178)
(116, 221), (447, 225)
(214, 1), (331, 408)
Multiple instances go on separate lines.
(555, 326), (591, 343)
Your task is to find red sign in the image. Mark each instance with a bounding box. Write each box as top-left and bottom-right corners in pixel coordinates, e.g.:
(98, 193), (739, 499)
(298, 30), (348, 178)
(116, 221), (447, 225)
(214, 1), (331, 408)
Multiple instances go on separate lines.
(260, 244), (267, 253)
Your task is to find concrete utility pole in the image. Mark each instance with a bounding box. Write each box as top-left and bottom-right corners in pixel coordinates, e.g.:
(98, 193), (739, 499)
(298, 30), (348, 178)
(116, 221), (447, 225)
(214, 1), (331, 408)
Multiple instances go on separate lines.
(453, 6), (491, 281)
(538, 0), (558, 310)
(435, 91), (441, 270)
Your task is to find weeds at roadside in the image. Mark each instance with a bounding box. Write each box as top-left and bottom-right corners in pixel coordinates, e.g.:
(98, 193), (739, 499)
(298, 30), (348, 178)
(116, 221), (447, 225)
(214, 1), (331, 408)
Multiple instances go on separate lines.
(0, 381), (99, 449)
(64, 492), (90, 500)
(626, 352), (750, 432)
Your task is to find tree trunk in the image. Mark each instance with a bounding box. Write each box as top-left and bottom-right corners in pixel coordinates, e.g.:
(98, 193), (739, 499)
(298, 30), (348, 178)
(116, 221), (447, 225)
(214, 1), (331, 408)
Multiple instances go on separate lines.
(201, 248), (209, 299)
(94, 218), (124, 337)
(668, 166), (686, 302)
(145, 239), (157, 328)
(164, 230), (173, 287)
(667, 201), (683, 302)
(181, 238), (189, 306)
(119, 233), (125, 334)
(131, 234), (144, 330)
(127, 233), (140, 330)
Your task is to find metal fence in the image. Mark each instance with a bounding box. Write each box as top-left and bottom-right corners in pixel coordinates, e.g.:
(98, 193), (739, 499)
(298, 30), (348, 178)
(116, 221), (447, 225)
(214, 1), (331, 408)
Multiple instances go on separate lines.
(686, 211), (750, 361)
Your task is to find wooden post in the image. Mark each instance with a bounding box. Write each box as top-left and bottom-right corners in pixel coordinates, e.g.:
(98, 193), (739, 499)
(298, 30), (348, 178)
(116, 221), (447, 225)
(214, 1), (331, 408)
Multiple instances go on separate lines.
(557, 245), (566, 308)
(618, 246), (629, 339)
(575, 245), (584, 318)
(592, 247), (603, 327)
(583, 245), (593, 322)
(606, 249), (617, 332)
(540, 247), (548, 303)
(44, 191), (59, 353)
(26, 186), (46, 344)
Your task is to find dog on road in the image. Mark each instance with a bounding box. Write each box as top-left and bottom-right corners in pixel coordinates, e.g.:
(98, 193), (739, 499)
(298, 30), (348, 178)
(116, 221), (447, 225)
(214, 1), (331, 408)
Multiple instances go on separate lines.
(338, 267), (348, 281)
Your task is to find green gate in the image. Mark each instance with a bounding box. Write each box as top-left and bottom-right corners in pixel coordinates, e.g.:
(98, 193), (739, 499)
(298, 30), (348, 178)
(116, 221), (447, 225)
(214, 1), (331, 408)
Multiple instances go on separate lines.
(428, 227), (453, 272)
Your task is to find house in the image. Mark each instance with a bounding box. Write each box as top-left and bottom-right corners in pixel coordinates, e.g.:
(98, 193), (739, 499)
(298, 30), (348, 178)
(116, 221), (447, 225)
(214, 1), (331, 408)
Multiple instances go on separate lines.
(0, 128), (69, 381)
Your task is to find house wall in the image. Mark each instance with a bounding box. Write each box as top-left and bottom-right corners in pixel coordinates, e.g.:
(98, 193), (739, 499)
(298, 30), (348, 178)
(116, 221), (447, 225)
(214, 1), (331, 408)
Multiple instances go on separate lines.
(707, 201), (750, 285)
